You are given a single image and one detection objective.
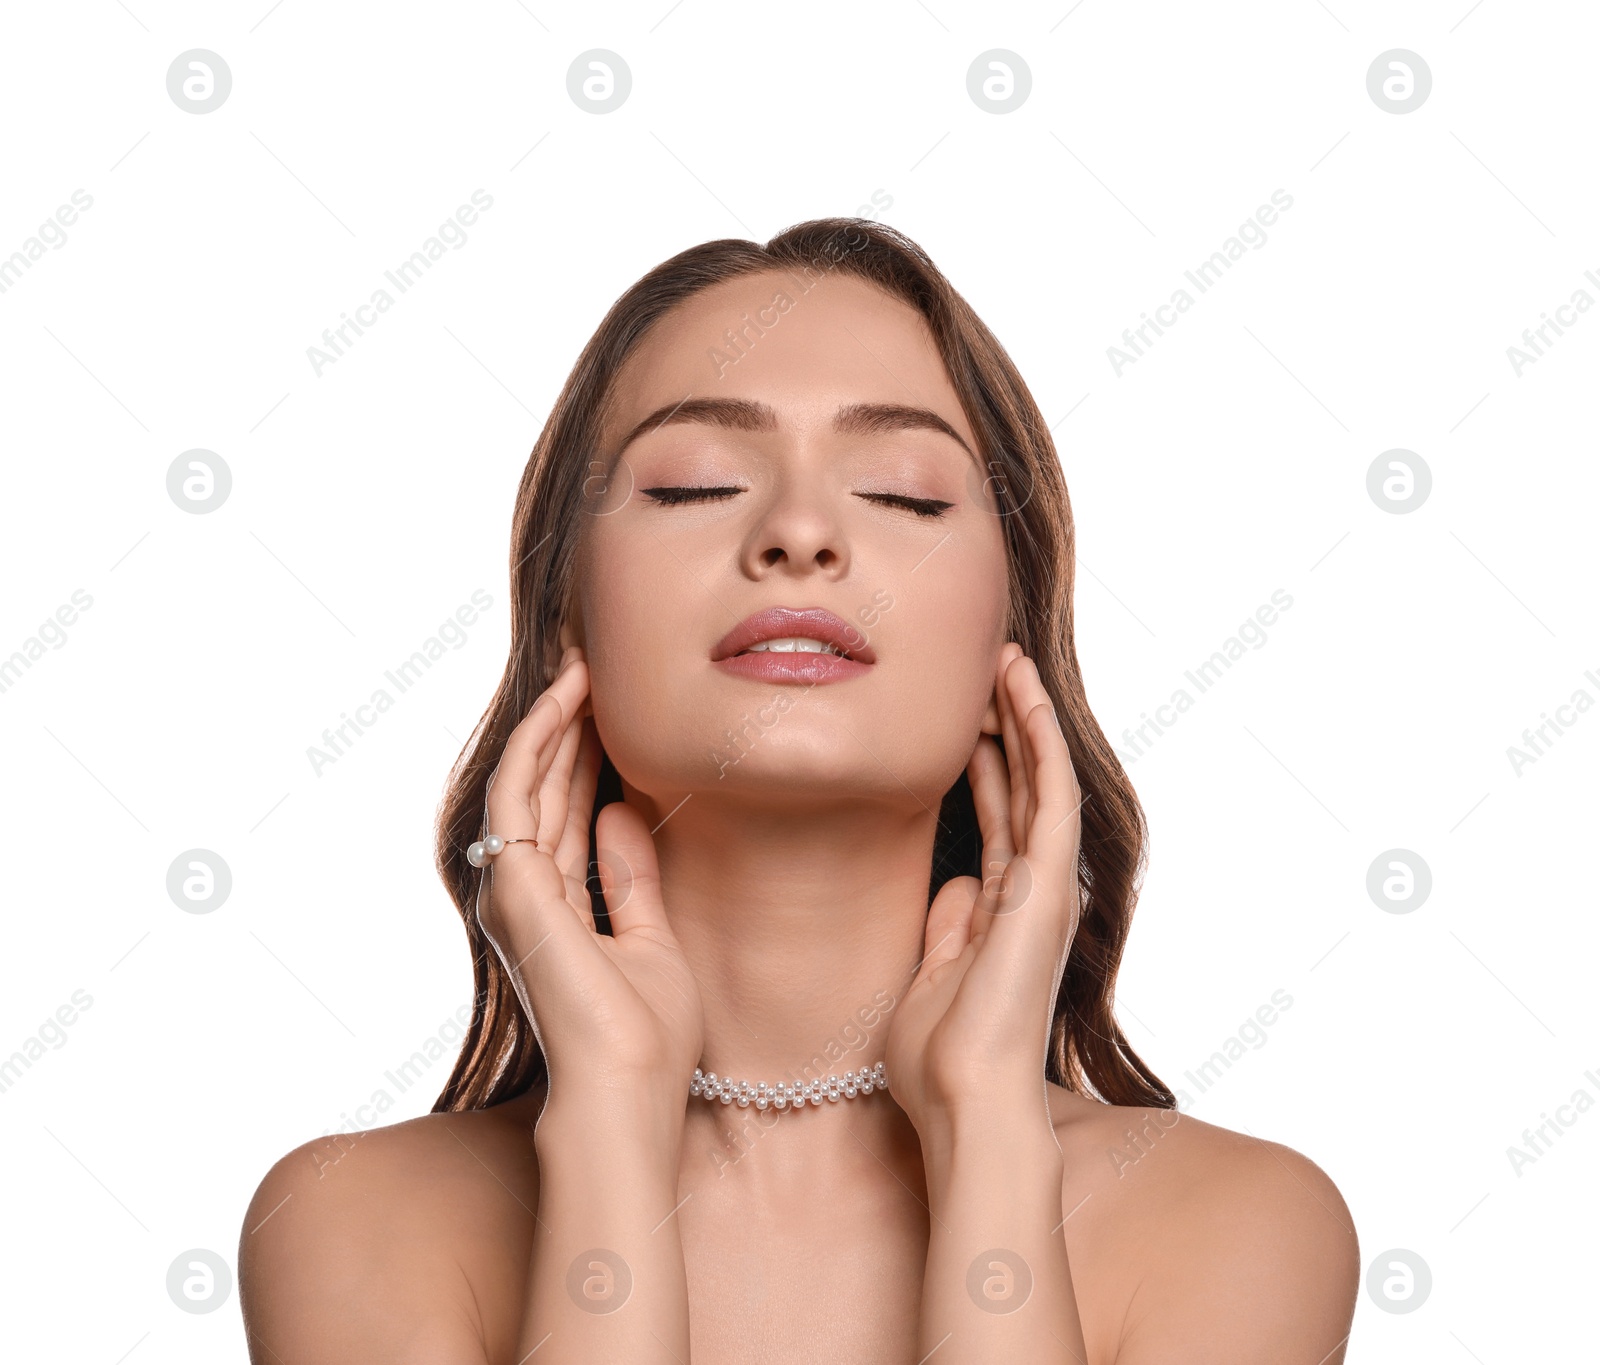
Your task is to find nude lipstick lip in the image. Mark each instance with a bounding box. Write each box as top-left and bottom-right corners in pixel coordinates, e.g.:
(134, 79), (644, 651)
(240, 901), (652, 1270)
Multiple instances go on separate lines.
(710, 606), (876, 685)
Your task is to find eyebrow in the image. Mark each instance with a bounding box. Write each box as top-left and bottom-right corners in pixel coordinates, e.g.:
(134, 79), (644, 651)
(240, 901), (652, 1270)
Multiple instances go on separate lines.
(611, 397), (978, 470)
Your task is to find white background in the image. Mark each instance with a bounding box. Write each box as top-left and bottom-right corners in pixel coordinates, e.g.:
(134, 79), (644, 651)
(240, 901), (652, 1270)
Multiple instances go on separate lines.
(1, 2), (1595, 1360)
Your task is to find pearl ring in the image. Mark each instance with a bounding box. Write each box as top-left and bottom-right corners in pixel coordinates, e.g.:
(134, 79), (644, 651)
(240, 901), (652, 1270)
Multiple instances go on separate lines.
(466, 835), (544, 867)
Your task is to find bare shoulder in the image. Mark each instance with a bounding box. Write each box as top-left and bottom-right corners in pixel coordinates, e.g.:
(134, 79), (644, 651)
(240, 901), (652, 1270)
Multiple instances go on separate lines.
(239, 1086), (544, 1365)
(1048, 1084), (1360, 1365)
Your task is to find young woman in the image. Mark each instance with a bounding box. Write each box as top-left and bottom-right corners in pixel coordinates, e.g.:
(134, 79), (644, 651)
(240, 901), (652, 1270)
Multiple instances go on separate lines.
(240, 218), (1360, 1363)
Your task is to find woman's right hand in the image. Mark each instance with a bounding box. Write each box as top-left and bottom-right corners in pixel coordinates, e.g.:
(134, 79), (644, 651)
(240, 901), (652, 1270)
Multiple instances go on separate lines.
(474, 645), (703, 1117)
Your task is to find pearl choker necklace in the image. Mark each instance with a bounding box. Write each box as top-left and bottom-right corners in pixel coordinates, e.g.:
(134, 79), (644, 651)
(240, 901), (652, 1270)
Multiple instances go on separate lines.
(690, 1061), (888, 1110)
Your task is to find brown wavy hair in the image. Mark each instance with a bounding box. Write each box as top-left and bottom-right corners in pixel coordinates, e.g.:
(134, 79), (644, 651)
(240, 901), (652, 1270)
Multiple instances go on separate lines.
(431, 217), (1172, 1113)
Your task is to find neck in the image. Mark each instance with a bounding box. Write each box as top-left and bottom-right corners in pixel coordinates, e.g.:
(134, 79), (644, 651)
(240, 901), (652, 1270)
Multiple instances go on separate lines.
(626, 783), (936, 1082)
(629, 784), (939, 1189)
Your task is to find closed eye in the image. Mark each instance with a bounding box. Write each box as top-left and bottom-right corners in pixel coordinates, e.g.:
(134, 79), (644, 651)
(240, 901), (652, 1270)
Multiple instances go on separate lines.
(640, 486), (954, 519)
(640, 485), (744, 506)
(861, 492), (954, 519)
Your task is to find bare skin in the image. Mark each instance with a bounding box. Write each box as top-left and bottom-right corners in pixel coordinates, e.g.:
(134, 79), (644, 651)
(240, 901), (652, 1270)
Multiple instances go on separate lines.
(241, 1085), (1357, 1363)
(240, 267), (1360, 1363)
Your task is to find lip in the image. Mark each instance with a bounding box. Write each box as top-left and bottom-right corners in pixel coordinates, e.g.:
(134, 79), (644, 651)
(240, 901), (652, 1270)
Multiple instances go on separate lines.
(710, 606), (876, 686)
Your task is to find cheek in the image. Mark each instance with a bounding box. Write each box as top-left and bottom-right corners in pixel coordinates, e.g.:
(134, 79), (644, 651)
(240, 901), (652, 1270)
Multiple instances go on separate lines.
(580, 542), (656, 673)
(575, 531), (712, 782)
(876, 539), (1009, 758)
(901, 533), (1008, 674)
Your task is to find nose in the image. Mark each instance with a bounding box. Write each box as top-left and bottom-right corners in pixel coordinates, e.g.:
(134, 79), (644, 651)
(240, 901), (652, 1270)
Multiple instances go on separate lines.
(741, 475), (849, 580)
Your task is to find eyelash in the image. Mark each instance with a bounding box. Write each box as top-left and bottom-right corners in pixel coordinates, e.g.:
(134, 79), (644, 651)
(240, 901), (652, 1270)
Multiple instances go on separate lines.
(641, 486), (954, 519)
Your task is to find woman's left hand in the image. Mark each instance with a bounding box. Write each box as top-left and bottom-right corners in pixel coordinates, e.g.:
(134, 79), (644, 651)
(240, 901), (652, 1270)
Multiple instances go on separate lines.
(885, 642), (1084, 1138)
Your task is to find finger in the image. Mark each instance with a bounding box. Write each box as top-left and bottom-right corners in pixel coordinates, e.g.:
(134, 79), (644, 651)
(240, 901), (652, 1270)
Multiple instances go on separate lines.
(994, 650), (1033, 873)
(486, 657), (589, 844)
(473, 835), (594, 994)
(508, 656), (589, 793)
(1021, 697), (1084, 920)
(964, 736), (1015, 949)
(917, 875), (981, 982)
(1005, 654), (1080, 865)
(591, 801), (674, 941)
(992, 646), (1030, 832)
(1004, 655), (1046, 843)
(522, 706), (595, 932)
(978, 701), (1083, 976)
(552, 717), (603, 897)
(475, 658), (593, 963)
(534, 700), (586, 852)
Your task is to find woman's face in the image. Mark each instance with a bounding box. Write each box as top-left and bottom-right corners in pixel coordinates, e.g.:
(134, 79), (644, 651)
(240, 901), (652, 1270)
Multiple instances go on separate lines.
(565, 268), (1011, 814)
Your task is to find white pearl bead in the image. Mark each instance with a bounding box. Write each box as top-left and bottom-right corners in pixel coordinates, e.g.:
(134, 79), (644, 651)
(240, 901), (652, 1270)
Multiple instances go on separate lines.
(691, 1060), (888, 1110)
(466, 842), (485, 867)
(483, 835), (505, 856)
